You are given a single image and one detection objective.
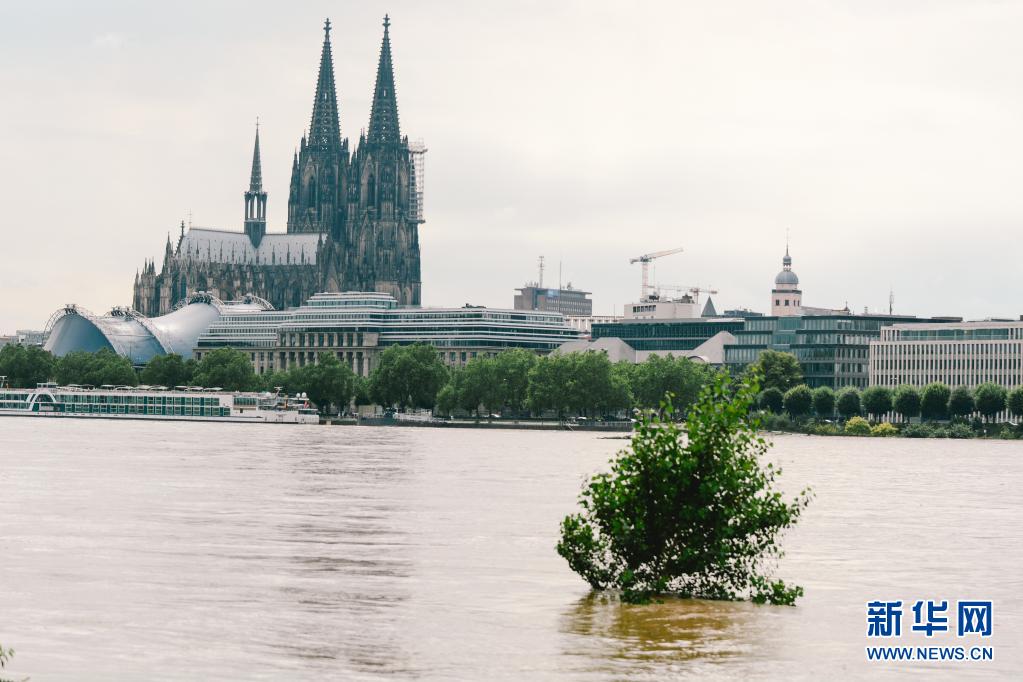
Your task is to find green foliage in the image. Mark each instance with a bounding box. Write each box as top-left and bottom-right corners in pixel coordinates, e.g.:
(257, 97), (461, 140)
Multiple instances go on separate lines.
(758, 387), (784, 414)
(369, 343), (448, 409)
(752, 350), (803, 392)
(974, 383), (1007, 423)
(459, 356), (500, 417)
(491, 348), (538, 412)
(630, 354), (711, 414)
(812, 386), (835, 419)
(759, 412), (795, 432)
(353, 376), (372, 406)
(289, 353), (356, 414)
(920, 383), (951, 421)
(526, 352), (573, 418)
(191, 347), (258, 391)
(893, 385), (921, 422)
(1009, 387), (1023, 418)
(861, 386), (893, 421)
(948, 386), (975, 420)
(783, 384), (813, 419)
(434, 382), (457, 417)
(557, 372), (811, 605)
(902, 423), (933, 438)
(836, 387), (861, 419)
(0, 344), (56, 388)
(526, 351), (632, 419)
(260, 370), (294, 393)
(55, 348), (137, 387)
(871, 422), (898, 437)
(948, 423), (974, 439)
(140, 353), (194, 387)
(812, 423), (841, 436)
(844, 416), (871, 436)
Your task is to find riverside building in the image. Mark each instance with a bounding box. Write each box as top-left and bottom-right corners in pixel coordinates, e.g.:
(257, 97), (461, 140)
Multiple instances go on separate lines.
(724, 313), (959, 389)
(869, 320), (1023, 392)
(194, 292), (582, 376)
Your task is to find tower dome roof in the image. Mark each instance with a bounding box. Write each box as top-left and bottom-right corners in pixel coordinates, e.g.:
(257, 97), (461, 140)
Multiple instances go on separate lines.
(775, 269), (799, 286)
(774, 243), (799, 287)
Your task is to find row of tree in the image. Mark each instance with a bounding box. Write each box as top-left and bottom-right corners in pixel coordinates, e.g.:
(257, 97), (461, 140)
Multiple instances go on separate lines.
(1, 342), (717, 419)
(432, 349), (715, 419)
(9, 342), (1021, 423)
(760, 382), (1023, 423)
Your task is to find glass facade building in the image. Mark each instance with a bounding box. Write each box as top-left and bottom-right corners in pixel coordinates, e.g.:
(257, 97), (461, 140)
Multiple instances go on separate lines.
(724, 314), (956, 389)
(590, 319), (745, 352)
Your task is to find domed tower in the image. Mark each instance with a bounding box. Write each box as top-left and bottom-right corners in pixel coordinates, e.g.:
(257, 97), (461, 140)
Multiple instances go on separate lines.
(771, 243), (802, 316)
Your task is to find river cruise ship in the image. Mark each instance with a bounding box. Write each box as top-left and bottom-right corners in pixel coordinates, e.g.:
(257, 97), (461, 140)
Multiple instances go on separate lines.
(0, 379), (319, 424)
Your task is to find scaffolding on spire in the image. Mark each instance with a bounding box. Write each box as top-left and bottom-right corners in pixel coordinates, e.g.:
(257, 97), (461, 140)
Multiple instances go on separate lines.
(408, 139), (427, 224)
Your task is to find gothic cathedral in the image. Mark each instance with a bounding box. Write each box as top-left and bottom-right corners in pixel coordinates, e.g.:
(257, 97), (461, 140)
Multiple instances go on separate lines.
(133, 16), (423, 315)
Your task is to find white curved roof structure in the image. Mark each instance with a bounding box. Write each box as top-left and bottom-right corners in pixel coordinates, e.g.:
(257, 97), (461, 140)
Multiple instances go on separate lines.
(44, 293), (272, 365)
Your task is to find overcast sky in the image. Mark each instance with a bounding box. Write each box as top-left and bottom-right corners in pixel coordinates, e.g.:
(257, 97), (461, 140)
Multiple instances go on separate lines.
(2, 0), (1022, 331)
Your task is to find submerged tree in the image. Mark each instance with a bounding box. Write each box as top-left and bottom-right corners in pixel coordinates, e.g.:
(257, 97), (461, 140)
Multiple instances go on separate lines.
(557, 371), (812, 605)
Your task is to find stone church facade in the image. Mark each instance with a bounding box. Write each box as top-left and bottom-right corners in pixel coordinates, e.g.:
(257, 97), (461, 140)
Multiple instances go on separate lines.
(134, 16), (423, 315)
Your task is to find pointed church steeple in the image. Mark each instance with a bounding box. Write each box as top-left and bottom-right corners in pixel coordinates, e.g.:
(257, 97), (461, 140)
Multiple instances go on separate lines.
(309, 18), (341, 149)
(368, 15), (401, 145)
(250, 119), (263, 191)
(244, 122), (268, 247)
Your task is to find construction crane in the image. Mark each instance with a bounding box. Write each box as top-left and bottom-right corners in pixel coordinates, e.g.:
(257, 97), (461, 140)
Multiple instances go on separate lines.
(655, 285), (719, 304)
(630, 247), (684, 301)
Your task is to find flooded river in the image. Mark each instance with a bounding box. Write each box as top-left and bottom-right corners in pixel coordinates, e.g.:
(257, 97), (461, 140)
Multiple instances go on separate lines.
(0, 419), (1019, 679)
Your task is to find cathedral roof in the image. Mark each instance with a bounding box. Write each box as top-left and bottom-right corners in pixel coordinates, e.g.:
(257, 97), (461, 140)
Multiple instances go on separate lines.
(177, 228), (321, 266)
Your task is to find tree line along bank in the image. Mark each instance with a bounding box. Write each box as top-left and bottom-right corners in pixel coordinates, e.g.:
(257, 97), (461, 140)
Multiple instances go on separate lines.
(3, 343), (1021, 436)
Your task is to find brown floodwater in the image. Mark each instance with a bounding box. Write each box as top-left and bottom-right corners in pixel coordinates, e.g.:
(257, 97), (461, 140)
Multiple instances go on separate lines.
(0, 419), (1019, 680)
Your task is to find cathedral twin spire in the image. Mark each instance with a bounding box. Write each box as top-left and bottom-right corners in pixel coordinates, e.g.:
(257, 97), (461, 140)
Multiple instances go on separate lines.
(368, 15), (401, 144)
(309, 19), (342, 150)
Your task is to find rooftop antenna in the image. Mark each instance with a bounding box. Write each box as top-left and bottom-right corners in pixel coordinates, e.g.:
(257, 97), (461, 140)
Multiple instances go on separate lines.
(889, 287), (894, 315)
(538, 255), (545, 288)
(559, 260), (563, 291)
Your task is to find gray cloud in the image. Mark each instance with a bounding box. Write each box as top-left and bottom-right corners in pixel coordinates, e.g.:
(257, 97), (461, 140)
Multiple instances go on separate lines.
(2, 0), (1022, 330)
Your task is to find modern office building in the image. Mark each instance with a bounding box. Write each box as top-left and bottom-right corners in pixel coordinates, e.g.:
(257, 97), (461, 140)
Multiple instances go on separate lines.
(870, 320), (1023, 392)
(564, 314), (622, 337)
(514, 285), (592, 316)
(591, 318), (745, 352)
(195, 292), (582, 376)
(624, 295), (703, 320)
(724, 313), (960, 389)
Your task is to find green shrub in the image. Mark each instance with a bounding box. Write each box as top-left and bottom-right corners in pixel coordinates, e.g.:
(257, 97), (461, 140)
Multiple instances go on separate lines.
(844, 416), (871, 436)
(948, 423), (974, 439)
(921, 383), (951, 421)
(862, 386), (894, 421)
(871, 422), (898, 437)
(813, 423), (841, 436)
(758, 387), (784, 414)
(557, 372), (812, 605)
(812, 386), (835, 419)
(902, 423), (933, 438)
(893, 385), (922, 422)
(837, 388), (862, 419)
(783, 384), (813, 419)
